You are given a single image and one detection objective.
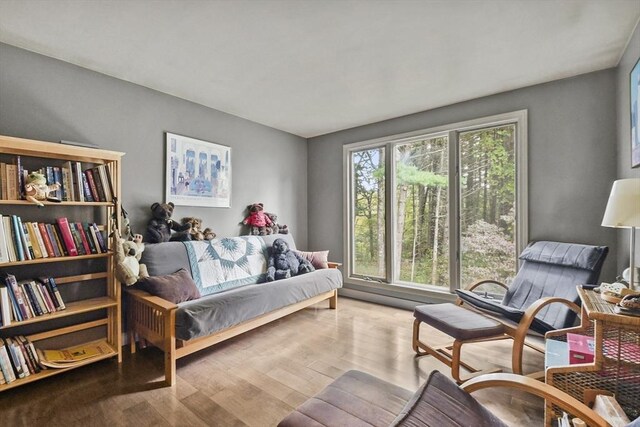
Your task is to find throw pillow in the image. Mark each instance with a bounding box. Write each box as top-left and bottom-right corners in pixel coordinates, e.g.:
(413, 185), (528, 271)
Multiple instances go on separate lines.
(296, 250), (329, 269)
(136, 268), (201, 303)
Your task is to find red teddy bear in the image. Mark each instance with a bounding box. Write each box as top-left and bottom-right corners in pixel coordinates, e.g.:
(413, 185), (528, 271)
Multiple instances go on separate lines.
(242, 202), (273, 236)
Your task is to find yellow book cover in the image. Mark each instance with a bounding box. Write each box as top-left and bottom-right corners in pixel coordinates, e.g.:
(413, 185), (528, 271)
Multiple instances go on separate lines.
(40, 340), (112, 364)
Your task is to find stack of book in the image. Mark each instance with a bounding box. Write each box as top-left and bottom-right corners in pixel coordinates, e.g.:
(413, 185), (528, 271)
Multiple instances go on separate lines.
(0, 156), (115, 202)
(0, 274), (66, 326)
(0, 336), (42, 384)
(0, 215), (107, 263)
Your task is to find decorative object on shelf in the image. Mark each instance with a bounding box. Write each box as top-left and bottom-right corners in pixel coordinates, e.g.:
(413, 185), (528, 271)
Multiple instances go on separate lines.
(602, 178), (640, 290)
(631, 57), (640, 168)
(181, 217), (216, 241)
(23, 172), (61, 207)
(165, 132), (231, 208)
(266, 212), (288, 234)
(242, 202), (272, 236)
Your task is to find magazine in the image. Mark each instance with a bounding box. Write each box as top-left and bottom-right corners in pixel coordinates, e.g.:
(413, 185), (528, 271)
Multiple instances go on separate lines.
(37, 340), (113, 368)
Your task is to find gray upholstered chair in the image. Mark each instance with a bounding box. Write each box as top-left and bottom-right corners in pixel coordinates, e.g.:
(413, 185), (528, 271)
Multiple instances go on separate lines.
(455, 240), (608, 374)
(278, 369), (611, 427)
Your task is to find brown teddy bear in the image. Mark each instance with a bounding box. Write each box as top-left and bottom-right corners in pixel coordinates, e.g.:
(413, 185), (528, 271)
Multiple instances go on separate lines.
(182, 217), (216, 241)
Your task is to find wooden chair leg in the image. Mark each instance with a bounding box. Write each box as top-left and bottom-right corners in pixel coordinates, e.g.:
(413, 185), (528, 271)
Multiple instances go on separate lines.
(512, 329), (526, 375)
(451, 340), (463, 383)
(412, 319), (425, 354)
(129, 331), (137, 354)
(164, 311), (176, 387)
(329, 290), (337, 309)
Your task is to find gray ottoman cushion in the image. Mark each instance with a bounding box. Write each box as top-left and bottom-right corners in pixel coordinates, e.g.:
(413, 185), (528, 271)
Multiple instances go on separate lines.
(414, 303), (504, 341)
(278, 370), (413, 427)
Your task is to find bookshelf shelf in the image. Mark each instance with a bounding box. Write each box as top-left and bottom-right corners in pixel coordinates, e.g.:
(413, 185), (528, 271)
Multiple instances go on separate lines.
(0, 252), (111, 267)
(0, 134), (123, 391)
(0, 200), (113, 206)
(0, 341), (117, 392)
(0, 296), (118, 330)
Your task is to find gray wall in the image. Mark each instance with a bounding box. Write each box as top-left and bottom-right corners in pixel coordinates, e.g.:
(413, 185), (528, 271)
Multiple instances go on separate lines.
(615, 22), (640, 275)
(0, 43), (309, 247)
(308, 69), (619, 283)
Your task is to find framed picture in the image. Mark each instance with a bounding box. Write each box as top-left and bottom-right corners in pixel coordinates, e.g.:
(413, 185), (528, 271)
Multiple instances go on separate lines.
(165, 132), (231, 207)
(631, 57), (640, 168)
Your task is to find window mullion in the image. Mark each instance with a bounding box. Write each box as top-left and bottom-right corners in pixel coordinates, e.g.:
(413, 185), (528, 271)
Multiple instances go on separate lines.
(448, 130), (460, 292)
(386, 142), (395, 284)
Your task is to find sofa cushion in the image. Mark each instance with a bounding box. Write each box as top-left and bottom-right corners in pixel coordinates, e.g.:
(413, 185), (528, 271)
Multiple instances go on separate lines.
(183, 236), (268, 297)
(141, 241), (191, 277)
(175, 268), (342, 340)
(278, 370), (413, 427)
(390, 371), (506, 427)
(296, 250), (329, 269)
(413, 303), (505, 341)
(136, 268), (201, 304)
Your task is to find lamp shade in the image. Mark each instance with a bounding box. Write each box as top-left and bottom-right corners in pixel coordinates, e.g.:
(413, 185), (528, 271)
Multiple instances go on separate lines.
(601, 178), (640, 228)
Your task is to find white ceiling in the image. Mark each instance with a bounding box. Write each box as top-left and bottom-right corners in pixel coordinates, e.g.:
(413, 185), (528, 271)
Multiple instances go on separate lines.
(0, 0), (638, 138)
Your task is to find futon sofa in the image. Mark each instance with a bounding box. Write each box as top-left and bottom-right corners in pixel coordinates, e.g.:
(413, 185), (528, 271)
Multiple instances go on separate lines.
(126, 234), (342, 386)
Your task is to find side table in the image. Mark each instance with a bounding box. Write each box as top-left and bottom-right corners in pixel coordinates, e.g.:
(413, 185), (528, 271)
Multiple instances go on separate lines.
(545, 287), (640, 424)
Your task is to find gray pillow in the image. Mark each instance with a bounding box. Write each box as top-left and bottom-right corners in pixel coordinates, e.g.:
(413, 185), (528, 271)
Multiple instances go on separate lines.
(137, 268), (201, 303)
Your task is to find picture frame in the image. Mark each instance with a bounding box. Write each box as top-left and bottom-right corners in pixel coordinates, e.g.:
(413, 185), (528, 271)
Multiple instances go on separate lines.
(631, 57), (640, 168)
(165, 132), (231, 207)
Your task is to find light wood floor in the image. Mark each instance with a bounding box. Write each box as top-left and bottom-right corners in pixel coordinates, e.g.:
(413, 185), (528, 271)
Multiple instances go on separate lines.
(0, 297), (545, 426)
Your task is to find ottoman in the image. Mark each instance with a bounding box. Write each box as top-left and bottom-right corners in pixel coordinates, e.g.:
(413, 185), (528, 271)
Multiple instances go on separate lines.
(413, 303), (506, 383)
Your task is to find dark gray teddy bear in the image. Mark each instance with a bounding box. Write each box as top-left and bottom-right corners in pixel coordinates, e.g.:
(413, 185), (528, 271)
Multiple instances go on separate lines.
(266, 238), (315, 282)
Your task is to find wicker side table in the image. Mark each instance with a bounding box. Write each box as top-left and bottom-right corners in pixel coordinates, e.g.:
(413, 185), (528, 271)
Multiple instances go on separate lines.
(545, 287), (640, 425)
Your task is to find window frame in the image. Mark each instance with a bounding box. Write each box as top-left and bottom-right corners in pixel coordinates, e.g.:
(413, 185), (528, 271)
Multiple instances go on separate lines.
(343, 110), (528, 296)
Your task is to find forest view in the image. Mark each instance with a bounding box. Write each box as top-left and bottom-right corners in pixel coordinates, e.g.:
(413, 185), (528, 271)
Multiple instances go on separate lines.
(352, 124), (517, 291)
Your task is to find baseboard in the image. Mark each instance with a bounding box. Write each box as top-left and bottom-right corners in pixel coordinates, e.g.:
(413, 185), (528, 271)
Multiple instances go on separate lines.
(338, 287), (456, 310)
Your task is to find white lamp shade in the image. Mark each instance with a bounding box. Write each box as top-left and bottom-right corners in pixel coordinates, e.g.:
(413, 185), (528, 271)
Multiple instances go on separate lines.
(602, 178), (640, 228)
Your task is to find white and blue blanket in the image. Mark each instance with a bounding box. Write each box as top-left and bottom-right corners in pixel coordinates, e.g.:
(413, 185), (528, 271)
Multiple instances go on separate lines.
(183, 236), (268, 296)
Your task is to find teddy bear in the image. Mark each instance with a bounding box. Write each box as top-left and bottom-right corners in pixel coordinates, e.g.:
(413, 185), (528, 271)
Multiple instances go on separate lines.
(24, 171), (61, 207)
(242, 202), (272, 236)
(266, 238), (314, 282)
(144, 202), (192, 243)
(265, 212), (289, 235)
(113, 231), (149, 286)
(182, 217), (216, 241)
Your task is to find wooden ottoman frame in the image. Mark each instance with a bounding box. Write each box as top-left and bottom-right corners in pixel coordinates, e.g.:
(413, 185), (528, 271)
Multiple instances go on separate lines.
(126, 263), (340, 386)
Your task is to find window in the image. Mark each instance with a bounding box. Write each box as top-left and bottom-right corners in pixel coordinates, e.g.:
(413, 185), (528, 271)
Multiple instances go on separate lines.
(345, 111), (527, 293)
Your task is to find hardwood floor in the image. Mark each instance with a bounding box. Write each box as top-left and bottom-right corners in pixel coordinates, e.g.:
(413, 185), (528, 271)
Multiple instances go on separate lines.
(0, 297), (545, 426)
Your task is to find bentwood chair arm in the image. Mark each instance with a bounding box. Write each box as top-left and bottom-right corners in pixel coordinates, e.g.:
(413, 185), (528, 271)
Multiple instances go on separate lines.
(511, 297), (581, 375)
(462, 373), (610, 427)
(465, 279), (509, 293)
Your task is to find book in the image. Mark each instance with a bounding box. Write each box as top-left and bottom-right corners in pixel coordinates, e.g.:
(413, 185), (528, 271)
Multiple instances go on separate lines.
(567, 333), (594, 364)
(7, 337), (29, 377)
(11, 215), (24, 261)
(52, 223), (69, 256)
(80, 169), (93, 202)
(0, 215), (9, 264)
(0, 283), (11, 326)
(101, 165), (115, 202)
(17, 336), (40, 374)
(71, 162), (84, 202)
(5, 274), (28, 320)
(38, 340), (113, 368)
(55, 218), (78, 256)
(38, 222), (56, 258)
(84, 169), (101, 202)
(3, 338), (25, 379)
(3, 217), (16, 262)
(82, 222), (98, 254)
(17, 217), (33, 260)
(46, 277), (65, 310)
(16, 156), (24, 199)
(13, 337), (35, 375)
(63, 161), (75, 201)
(37, 281), (56, 313)
(0, 163), (6, 199)
(53, 167), (63, 200)
(25, 222), (43, 259)
(91, 223), (106, 253)
(0, 362), (5, 385)
(47, 224), (65, 257)
(75, 222), (92, 255)
(0, 344), (16, 383)
(21, 281), (43, 316)
(69, 224), (86, 255)
(5, 164), (18, 200)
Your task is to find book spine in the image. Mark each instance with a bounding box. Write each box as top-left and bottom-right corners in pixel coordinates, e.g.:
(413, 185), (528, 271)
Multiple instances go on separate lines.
(32, 282), (49, 314)
(26, 223), (42, 259)
(0, 345), (16, 382)
(10, 216), (24, 261)
(18, 336), (40, 373)
(0, 163), (6, 200)
(102, 165), (115, 202)
(80, 167), (93, 202)
(75, 222), (92, 255)
(61, 166), (69, 201)
(14, 338), (35, 375)
(84, 169), (101, 202)
(16, 156), (24, 199)
(6, 274), (28, 320)
(48, 277), (65, 310)
(3, 338), (24, 378)
(56, 218), (78, 256)
(22, 282), (43, 316)
(52, 223), (69, 256)
(6, 164), (18, 200)
(46, 224), (64, 257)
(92, 223), (107, 252)
(39, 278), (59, 310)
(7, 338), (29, 377)
(65, 161), (75, 201)
(0, 285), (11, 326)
(38, 223), (56, 257)
(82, 222), (98, 254)
(4, 217), (16, 262)
(2, 276), (20, 322)
(18, 221), (35, 259)
(94, 167), (108, 202)
(53, 166), (63, 200)
(32, 223), (49, 258)
(0, 214), (9, 264)
(37, 282), (55, 313)
(0, 359), (5, 384)
(69, 224), (86, 255)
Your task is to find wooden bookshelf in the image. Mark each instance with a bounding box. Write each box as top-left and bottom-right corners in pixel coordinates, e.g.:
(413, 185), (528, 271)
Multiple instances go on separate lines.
(0, 134), (124, 391)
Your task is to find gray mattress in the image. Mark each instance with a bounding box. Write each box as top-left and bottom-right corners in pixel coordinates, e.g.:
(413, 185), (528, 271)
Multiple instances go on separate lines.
(175, 268), (342, 341)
